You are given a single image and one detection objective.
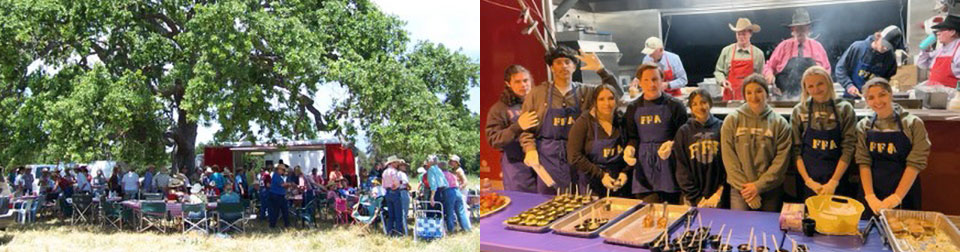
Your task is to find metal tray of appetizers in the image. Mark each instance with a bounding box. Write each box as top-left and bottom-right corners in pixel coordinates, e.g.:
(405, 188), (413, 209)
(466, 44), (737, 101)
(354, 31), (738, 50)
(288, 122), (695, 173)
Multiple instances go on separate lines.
(502, 193), (598, 233)
(599, 203), (693, 248)
(549, 197), (644, 238)
(879, 209), (960, 252)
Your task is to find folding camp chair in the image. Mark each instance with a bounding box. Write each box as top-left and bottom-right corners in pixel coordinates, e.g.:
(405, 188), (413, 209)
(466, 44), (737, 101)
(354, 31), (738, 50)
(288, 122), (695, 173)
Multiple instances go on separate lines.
(351, 195), (384, 231)
(294, 198), (320, 228)
(334, 197), (351, 225)
(71, 194), (95, 225)
(98, 196), (123, 230)
(139, 201), (168, 233)
(143, 193), (163, 201)
(181, 203), (209, 234)
(413, 198), (445, 241)
(216, 202), (247, 233)
(58, 196), (74, 221)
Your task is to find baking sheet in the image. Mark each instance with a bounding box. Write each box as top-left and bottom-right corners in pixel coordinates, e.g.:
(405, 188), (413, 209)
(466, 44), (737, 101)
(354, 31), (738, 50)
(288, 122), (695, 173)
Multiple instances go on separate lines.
(550, 197), (644, 238)
(879, 209), (960, 252)
(599, 204), (693, 248)
(503, 194), (598, 233)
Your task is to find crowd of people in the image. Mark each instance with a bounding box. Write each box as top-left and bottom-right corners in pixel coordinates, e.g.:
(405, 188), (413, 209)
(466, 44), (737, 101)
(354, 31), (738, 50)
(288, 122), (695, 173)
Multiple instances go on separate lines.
(486, 8), (934, 216)
(1, 153), (477, 238)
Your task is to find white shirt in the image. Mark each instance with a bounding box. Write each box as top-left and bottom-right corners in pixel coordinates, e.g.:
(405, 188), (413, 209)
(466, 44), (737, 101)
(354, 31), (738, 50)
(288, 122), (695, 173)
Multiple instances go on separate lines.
(75, 173), (91, 191)
(121, 172), (140, 191)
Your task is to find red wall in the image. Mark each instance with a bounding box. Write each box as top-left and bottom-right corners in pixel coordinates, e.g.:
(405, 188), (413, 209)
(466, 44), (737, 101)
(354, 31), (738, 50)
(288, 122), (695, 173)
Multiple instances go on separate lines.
(480, 0), (549, 187)
(325, 143), (357, 186)
(203, 147), (234, 171)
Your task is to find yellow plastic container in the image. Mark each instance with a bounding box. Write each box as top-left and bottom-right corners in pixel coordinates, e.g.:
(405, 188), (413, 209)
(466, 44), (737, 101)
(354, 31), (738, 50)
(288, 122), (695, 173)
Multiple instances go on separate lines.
(804, 195), (865, 235)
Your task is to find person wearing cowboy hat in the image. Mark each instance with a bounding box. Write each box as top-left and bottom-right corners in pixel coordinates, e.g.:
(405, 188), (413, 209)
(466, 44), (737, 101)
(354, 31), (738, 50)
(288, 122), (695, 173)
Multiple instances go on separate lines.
(267, 163), (292, 228)
(835, 25), (903, 98)
(763, 8), (831, 100)
(187, 183), (208, 204)
(519, 45), (622, 195)
(715, 18), (766, 101)
(166, 177), (185, 202)
(641, 36), (688, 97)
(918, 14), (960, 89)
(381, 155), (410, 236)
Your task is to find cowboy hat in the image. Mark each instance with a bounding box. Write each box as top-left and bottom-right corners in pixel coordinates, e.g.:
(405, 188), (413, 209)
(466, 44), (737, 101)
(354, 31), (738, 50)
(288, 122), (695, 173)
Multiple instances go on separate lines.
(383, 155), (406, 167)
(190, 183), (202, 194)
(729, 18), (761, 33)
(785, 8), (814, 27)
(169, 178), (184, 187)
(449, 154), (461, 163)
(544, 45), (581, 66)
(933, 14), (960, 32)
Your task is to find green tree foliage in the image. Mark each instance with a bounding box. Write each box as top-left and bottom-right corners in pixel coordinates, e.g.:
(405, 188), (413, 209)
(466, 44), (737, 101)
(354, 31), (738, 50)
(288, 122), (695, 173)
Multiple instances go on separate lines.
(0, 0), (478, 174)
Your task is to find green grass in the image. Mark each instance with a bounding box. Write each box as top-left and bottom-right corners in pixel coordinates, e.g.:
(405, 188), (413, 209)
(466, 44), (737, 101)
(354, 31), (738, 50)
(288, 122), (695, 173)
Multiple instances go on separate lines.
(0, 175), (482, 251)
(0, 220), (477, 251)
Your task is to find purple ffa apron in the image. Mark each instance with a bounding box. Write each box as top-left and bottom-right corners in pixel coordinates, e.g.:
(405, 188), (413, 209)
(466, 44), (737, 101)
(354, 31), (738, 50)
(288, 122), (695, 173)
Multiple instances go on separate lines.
(866, 113), (921, 211)
(577, 120), (629, 197)
(632, 97), (678, 194)
(501, 104), (537, 193)
(800, 100), (844, 198)
(535, 86), (580, 194)
(846, 54), (885, 98)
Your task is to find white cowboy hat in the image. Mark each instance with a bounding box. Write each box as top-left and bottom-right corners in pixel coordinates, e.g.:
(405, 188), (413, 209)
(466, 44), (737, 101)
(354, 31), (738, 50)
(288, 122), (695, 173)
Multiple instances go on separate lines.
(190, 183), (202, 194)
(383, 155), (407, 167)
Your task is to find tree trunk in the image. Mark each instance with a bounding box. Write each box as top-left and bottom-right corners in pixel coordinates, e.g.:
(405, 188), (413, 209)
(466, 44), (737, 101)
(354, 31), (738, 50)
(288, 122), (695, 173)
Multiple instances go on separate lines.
(171, 108), (198, 182)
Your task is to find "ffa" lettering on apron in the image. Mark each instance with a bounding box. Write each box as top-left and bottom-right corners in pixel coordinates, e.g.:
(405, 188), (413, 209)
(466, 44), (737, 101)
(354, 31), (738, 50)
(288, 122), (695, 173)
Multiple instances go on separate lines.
(869, 141), (898, 155)
(810, 139), (838, 150)
(602, 145), (624, 158)
(636, 114), (662, 125)
(553, 116), (576, 126)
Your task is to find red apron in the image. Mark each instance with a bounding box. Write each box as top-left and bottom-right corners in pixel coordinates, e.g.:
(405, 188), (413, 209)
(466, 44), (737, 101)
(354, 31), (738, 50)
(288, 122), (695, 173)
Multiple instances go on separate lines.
(662, 58), (682, 97)
(723, 47), (755, 101)
(929, 41), (960, 88)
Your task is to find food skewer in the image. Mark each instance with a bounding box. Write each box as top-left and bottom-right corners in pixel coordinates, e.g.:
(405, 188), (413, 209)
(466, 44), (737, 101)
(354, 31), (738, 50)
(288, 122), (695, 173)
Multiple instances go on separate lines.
(772, 234), (779, 252)
(724, 228), (733, 252)
(763, 231), (768, 249)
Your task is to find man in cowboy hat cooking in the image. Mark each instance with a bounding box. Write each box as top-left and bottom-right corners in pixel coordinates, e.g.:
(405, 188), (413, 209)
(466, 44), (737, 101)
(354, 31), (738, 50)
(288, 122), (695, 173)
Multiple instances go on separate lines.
(715, 17), (767, 101)
(763, 8), (831, 99)
(918, 14), (960, 88)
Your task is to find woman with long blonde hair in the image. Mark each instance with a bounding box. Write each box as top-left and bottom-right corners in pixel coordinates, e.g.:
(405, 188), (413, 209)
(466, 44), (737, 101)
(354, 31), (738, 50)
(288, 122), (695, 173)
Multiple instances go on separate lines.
(791, 66), (858, 200)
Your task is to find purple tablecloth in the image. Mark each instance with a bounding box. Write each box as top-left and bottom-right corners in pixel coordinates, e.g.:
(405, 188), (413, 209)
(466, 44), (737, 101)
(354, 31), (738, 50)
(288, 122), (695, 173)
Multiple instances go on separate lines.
(480, 191), (889, 252)
(121, 200), (217, 217)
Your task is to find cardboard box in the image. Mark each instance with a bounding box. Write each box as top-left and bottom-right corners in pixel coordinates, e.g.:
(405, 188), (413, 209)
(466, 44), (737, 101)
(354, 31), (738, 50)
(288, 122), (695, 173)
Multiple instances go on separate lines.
(890, 64), (918, 92)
